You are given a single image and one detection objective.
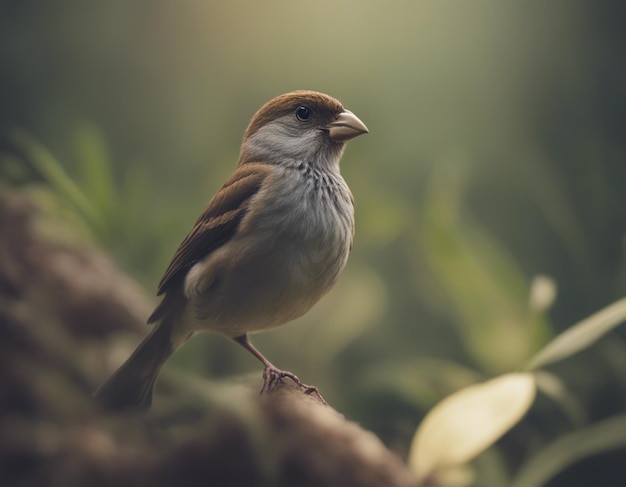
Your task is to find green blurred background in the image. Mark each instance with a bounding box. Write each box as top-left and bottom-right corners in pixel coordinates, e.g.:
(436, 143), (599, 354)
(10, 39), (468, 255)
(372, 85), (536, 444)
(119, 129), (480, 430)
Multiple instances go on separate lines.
(2, 2), (626, 485)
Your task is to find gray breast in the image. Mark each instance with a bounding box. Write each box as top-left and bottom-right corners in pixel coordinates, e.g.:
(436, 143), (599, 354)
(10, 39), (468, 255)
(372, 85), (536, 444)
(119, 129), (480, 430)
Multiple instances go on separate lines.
(187, 162), (354, 335)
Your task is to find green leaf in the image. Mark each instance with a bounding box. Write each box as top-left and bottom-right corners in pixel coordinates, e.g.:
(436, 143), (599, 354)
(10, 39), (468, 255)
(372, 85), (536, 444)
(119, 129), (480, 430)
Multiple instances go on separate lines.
(511, 414), (626, 487)
(526, 298), (626, 370)
(72, 123), (117, 222)
(11, 130), (105, 234)
(408, 373), (536, 482)
(415, 162), (546, 373)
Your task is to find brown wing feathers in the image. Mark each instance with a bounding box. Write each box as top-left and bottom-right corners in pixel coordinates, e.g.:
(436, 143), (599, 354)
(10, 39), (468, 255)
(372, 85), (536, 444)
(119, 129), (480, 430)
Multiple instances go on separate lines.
(150, 164), (270, 316)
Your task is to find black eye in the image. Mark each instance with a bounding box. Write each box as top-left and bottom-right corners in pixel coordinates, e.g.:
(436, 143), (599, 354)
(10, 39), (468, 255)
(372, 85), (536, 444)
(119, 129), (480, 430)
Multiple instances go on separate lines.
(295, 105), (312, 121)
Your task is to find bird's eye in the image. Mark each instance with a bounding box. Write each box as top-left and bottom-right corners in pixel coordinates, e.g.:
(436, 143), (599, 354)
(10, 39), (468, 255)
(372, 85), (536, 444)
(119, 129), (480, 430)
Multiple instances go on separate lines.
(295, 105), (312, 121)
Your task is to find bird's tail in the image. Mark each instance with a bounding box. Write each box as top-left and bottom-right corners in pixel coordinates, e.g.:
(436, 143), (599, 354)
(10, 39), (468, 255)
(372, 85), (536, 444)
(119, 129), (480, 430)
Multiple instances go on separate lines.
(94, 319), (178, 411)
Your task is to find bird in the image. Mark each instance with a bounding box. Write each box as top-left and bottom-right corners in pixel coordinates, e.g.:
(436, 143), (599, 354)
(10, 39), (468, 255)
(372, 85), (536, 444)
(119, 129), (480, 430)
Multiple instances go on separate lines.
(94, 90), (368, 410)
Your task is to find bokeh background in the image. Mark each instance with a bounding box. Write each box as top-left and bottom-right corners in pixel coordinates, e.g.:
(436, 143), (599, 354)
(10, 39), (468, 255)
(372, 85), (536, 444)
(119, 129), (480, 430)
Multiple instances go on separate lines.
(2, 2), (625, 485)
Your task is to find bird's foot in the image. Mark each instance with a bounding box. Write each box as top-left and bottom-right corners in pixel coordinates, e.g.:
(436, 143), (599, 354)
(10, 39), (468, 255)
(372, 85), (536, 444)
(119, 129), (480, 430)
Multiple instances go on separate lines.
(261, 365), (327, 405)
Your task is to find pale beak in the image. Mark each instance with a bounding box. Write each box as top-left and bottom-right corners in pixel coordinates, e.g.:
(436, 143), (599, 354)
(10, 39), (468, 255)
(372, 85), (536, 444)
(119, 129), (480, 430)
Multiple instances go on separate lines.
(326, 110), (369, 142)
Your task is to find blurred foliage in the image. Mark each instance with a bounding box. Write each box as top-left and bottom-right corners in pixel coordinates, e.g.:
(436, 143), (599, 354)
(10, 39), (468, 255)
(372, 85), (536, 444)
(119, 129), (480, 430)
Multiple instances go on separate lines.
(1, 1), (626, 486)
(404, 298), (626, 486)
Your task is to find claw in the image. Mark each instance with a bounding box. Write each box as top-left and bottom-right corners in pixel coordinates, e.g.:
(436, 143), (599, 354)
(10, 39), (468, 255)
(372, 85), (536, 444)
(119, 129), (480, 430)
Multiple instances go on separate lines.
(233, 335), (327, 404)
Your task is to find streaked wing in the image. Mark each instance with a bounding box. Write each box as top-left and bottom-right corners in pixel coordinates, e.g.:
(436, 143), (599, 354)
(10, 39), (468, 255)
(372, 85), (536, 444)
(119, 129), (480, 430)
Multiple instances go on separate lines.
(155, 163), (271, 297)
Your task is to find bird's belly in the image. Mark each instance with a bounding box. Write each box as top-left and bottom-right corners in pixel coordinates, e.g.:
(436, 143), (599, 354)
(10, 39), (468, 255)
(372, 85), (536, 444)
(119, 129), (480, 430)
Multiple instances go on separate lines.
(185, 215), (351, 337)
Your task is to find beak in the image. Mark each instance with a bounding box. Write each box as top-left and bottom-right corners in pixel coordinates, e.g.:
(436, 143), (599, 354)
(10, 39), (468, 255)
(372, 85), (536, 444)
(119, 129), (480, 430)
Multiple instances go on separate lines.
(326, 110), (369, 142)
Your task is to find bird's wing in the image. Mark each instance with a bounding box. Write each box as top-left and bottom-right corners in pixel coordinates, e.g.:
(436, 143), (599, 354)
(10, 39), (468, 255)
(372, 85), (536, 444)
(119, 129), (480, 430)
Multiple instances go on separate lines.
(153, 163), (271, 303)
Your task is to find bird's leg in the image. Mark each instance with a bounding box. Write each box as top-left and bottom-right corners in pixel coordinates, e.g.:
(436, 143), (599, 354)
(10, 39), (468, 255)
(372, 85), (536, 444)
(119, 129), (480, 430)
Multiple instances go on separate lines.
(233, 334), (326, 404)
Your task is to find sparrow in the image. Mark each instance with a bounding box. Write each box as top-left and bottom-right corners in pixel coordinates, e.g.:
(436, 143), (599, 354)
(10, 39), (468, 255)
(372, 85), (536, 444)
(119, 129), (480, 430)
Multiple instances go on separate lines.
(94, 90), (368, 410)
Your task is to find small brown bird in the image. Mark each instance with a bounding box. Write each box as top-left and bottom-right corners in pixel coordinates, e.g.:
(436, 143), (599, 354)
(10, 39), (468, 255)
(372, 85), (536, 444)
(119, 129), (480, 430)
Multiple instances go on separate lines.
(94, 90), (368, 410)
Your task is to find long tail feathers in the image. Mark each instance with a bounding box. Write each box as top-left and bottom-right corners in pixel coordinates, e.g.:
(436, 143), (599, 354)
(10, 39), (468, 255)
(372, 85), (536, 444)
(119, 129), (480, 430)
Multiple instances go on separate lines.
(94, 320), (176, 411)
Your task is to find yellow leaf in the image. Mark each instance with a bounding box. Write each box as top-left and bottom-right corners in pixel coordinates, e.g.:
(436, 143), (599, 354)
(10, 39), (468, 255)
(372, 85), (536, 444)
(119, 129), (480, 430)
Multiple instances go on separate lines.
(409, 373), (536, 481)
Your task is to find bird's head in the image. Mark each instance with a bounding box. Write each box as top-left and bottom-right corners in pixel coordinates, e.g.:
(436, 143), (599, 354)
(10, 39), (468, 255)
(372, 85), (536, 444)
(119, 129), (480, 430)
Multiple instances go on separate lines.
(238, 90), (368, 168)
